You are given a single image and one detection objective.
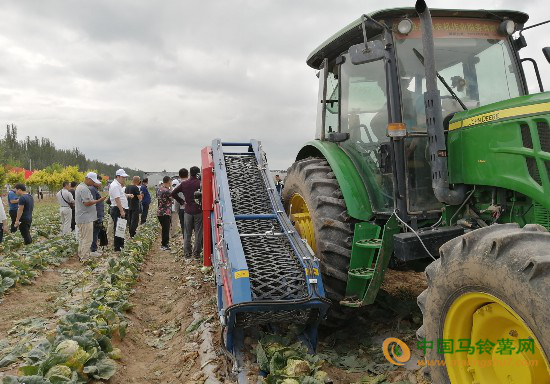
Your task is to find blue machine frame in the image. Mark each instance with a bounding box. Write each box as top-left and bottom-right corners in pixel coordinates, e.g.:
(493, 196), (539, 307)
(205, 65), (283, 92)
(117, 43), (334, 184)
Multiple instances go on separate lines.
(207, 139), (330, 365)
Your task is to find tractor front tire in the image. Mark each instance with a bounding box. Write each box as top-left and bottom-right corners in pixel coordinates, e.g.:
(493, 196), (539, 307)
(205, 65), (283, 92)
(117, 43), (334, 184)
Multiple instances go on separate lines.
(418, 223), (550, 384)
(283, 157), (354, 322)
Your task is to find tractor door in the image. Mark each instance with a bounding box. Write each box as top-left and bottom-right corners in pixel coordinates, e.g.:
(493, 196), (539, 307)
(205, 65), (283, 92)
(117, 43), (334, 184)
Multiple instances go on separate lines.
(337, 53), (395, 213)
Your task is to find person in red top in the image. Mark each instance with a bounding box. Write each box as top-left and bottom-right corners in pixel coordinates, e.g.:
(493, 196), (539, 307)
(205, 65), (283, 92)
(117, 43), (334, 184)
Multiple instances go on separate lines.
(156, 176), (173, 251)
(171, 166), (202, 258)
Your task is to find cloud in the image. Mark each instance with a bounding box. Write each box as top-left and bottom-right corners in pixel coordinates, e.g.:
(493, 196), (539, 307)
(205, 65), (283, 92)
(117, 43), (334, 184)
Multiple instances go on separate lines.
(1, 0), (549, 172)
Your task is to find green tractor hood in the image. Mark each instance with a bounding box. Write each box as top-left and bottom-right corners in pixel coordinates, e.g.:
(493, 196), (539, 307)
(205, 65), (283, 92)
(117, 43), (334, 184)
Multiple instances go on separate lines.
(448, 92), (550, 212)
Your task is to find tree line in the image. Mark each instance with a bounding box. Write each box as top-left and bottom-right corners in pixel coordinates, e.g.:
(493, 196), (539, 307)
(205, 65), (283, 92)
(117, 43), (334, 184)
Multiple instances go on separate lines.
(0, 124), (143, 178)
(0, 165), (99, 192)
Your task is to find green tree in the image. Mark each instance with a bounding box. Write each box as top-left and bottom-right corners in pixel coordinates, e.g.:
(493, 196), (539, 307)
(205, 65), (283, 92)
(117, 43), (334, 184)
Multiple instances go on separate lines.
(6, 170), (25, 186)
(0, 124), (144, 176)
(0, 165), (6, 187)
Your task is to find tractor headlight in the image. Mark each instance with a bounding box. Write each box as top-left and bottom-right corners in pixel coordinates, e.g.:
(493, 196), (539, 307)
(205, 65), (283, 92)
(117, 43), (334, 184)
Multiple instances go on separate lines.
(397, 19), (414, 35)
(499, 20), (516, 36)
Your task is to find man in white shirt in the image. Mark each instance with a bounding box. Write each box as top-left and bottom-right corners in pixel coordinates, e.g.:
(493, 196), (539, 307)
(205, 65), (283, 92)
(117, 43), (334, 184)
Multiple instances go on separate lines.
(56, 181), (75, 235)
(109, 169), (129, 251)
(75, 172), (106, 261)
(0, 194), (8, 243)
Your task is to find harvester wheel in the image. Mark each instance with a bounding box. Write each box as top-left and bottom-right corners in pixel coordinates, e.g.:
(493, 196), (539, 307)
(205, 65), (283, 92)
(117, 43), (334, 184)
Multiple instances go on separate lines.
(283, 157), (354, 323)
(417, 223), (550, 384)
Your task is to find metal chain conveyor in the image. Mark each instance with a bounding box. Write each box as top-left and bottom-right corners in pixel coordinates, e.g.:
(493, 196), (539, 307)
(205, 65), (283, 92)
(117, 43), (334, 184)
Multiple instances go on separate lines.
(200, 139), (330, 379)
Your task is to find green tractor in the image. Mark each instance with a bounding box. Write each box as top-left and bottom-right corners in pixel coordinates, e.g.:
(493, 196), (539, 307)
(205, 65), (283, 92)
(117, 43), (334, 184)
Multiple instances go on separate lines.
(282, 1), (550, 382)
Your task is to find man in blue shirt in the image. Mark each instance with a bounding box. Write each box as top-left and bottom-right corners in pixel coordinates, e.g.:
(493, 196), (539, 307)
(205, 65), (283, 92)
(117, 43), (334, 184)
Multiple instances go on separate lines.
(140, 178), (151, 224)
(7, 187), (19, 233)
(89, 175), (105, 256)
(13, 183), (34, 244)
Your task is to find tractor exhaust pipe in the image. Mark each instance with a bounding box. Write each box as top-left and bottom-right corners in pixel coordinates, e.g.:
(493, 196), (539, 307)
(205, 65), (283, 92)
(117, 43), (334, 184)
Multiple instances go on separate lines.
(415, 0), (467, 205)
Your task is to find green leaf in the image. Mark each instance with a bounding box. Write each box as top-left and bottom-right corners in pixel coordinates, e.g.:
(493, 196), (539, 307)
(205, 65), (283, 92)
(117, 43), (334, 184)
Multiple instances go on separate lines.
(108, 348), (122, 360)
(185, 317), (207, 334)
(0, 354), (18, 368)
(2, 376), (20, 384)
(118, 321), (128, 339)
(337, 355), (374, 373)
(91, 358), (117, 380)
(1, 276), (15, 289)
(0, 267), (17, 278)
(45, 365), (72, 379)
(256, 342), (269, 372)
(97, 335), (113, 353)
(6, 377), (51, 384)
(44, 375), (70, 384)
(19, 364), (40, 376)
(269, 351), (289, 375)
(359, 374), (387, 384)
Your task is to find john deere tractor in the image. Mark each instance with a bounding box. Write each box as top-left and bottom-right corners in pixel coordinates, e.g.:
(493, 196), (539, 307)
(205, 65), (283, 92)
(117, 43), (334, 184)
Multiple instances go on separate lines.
(282, 1), (550, 382)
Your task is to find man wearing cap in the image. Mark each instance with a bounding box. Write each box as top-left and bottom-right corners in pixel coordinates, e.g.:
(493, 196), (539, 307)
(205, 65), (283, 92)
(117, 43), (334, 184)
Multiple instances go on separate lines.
(109, 169), (129, 251)
(75, 172), (106, 261)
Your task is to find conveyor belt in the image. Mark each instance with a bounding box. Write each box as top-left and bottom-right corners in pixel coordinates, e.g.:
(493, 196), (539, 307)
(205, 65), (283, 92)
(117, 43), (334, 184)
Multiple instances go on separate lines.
(202, 139), (330, 363)
(226, 154), (309, 304)
(225, 154), (272, 215)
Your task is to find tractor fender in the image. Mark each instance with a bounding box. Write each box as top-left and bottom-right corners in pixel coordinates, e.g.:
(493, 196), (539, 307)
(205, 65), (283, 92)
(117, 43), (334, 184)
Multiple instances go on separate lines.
(296, 140), (373, 221)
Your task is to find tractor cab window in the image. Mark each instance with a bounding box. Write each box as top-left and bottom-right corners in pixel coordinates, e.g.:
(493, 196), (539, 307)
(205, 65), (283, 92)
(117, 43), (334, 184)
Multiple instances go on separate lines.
(394, 17), (523, 214)
(339, 53), (394, 213)
(325, 71), (339, 135)
(395, 18), (522, 133)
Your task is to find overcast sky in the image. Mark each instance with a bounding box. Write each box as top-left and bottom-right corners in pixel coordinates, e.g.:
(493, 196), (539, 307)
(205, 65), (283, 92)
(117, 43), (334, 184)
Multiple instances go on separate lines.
(1, 0), (549, 172)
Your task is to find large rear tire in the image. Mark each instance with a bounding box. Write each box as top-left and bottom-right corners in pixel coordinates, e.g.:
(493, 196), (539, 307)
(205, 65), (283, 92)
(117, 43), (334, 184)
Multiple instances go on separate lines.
(283, 158), (354, 322)
(418, 223), (550, 384)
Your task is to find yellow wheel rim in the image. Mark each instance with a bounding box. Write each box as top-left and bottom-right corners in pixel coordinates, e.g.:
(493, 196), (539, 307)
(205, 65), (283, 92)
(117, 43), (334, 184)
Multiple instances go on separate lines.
(444, 292), (550, 384)
(289, 193), (316, 253)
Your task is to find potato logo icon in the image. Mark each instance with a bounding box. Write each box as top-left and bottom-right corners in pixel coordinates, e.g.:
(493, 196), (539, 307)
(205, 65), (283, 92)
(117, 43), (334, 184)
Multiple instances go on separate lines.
(382, 338), (411, 366)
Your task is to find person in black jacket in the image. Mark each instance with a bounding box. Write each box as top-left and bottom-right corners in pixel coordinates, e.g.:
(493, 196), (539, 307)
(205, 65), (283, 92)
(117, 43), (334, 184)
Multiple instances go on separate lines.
(140, 178), (151, 224)
(126, 176), (143, 238)
(70, 181), (77, 232)
(170, 168), (188, 242)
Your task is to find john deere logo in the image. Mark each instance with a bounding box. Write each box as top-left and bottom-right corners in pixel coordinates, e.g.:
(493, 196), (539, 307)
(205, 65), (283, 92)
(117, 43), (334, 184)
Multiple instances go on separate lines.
(383, 338), (411, 366)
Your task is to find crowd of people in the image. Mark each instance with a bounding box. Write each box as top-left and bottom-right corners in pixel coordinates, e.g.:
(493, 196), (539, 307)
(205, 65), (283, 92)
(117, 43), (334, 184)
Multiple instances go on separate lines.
(0, 166), (203, 263)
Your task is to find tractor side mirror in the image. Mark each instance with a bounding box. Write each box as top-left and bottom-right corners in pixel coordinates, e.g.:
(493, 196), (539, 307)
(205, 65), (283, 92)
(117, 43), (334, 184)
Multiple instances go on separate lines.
(349, 41), (387, 65)
(327, 132), (349, 143)
(543, 47), (550, 63)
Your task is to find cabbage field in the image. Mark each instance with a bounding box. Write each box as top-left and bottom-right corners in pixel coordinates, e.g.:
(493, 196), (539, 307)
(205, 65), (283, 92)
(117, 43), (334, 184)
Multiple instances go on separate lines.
(0, 200), (158, 383)
(0, 200), (427, 384)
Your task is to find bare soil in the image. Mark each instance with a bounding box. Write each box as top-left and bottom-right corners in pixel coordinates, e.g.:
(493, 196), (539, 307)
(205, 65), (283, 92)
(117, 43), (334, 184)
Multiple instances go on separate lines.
(110, 237), (224, 384)
(382, 269), (428, 299)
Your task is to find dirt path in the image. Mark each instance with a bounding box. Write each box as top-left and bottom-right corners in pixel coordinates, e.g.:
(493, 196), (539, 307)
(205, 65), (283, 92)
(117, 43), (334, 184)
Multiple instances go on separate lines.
(110, 238), (223, 384)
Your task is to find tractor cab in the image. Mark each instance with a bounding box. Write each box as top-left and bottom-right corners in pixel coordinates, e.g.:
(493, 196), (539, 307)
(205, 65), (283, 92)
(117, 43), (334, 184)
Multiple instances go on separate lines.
(309, 8), (533, 220)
